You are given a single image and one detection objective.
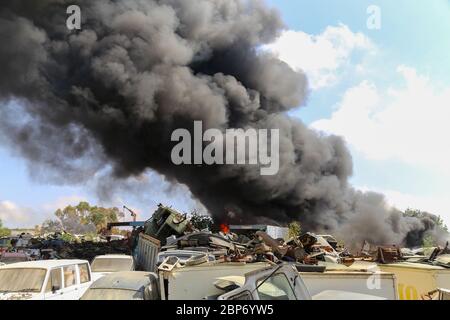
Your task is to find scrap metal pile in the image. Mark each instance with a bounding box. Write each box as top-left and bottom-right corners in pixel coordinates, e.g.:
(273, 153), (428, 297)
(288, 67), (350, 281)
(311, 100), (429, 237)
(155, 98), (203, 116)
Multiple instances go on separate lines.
(354, 240), (450, 267)
(141, 205), (349, 266)
(0, 232), (131, 263)
(2, 204), (448, 269)
(136, 205), (450, 270)
(159, 230), (348, 266)
(39, 239), (131, 262)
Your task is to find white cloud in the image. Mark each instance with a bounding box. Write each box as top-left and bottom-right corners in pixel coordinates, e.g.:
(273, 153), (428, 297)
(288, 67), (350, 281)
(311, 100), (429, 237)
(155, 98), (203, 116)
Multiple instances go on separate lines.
(0, 195), (87, 228)
(312, 65), (450, 175)
(264, 24), (374, 89)
(0, 201), (33, 226)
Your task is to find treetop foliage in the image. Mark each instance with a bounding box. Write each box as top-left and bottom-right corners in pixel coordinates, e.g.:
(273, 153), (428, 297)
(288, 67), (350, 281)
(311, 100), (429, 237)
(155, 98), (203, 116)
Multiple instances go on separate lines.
(41, 201), (124, 235)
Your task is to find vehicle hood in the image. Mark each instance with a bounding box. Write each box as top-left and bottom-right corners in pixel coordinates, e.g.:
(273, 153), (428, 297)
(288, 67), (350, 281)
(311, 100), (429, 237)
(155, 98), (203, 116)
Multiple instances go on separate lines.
(0, 292), (40, 300)
(92, 272), (110, 281)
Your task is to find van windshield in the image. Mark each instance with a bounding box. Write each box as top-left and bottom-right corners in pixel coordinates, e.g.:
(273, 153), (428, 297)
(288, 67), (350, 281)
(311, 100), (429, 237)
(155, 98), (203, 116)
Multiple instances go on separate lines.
(0, 268), (46, 293)
(91, 258), (133, 272)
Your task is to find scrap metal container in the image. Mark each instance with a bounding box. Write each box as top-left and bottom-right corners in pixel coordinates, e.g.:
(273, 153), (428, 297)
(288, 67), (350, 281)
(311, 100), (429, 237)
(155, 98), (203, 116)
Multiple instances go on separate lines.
(379, 262), (450, 300)
(301, 271), (398, 300)
(159, 262), (271, 300)
(135, 233), (160, 272)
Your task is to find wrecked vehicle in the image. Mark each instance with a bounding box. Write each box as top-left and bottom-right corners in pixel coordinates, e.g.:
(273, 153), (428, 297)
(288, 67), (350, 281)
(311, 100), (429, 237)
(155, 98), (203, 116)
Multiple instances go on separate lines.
(91, 254), (135, 280)
(161, 262), (391, 300)
(423, 288), (450, 300)
(132, 225), (398, 300)
(81, 261), (391, 300)
(80, 271), (159, 300)
(0, 260), (92, 300)
(143, 204), (192, 245)
(295, 233), (342, 264)
(0, 252), (30, 265)
(131, 205), (195, 271)
(300, 268), (397, 299)
(374, 244), (450, 300)
(156, 258), (397, 300)
(379, 262), (450, 300)
(217, 265), (387, 300)
(157, 250), (215, 267)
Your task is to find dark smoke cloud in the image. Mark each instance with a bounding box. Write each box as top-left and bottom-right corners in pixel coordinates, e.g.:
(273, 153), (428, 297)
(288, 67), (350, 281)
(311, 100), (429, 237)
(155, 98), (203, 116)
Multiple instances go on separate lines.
(0, 0), (447, 248)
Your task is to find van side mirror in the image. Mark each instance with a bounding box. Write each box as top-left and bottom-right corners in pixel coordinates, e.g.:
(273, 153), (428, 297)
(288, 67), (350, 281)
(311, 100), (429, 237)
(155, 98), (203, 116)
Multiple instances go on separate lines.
(52, 285), (60, 293)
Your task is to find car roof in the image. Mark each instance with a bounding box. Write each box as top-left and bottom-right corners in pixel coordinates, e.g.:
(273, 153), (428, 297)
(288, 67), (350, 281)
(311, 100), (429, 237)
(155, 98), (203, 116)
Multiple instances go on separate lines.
(93, 254), (133, 259)
(0, 259), (88, 269)
(90, 271), (155, 291)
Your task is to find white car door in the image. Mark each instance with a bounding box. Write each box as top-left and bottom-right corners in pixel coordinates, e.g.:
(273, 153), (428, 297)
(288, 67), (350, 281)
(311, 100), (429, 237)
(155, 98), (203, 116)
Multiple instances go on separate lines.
(76, 263), (93, 298)
(44, 267), (65, 300)
(60, 264), (80, 300)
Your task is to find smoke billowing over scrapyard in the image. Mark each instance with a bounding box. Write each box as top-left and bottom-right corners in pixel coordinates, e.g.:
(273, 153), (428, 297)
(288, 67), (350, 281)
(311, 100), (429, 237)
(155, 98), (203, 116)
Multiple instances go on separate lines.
(0, 0), (447, 248)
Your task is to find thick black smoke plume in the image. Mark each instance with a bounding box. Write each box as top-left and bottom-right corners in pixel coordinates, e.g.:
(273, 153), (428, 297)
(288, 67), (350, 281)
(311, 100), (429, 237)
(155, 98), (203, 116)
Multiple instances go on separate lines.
(0, 0), (447, 248)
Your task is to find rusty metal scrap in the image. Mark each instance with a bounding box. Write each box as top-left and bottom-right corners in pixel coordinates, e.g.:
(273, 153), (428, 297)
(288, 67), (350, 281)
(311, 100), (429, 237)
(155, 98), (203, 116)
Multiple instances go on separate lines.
(376, 246), (403, 264)
(254, 231), (307, 262)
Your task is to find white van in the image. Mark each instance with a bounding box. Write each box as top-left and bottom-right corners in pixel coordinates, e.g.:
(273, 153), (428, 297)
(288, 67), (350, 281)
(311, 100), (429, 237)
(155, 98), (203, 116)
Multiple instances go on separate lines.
(91, 254), (135, 281)
(0, 260), (93, 300)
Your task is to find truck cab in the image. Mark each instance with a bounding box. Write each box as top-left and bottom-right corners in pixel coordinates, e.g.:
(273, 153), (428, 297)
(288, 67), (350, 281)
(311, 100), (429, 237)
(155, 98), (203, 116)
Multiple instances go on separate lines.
(217, 265), (388, 300)
(0, 260), (92, 300)
(217, 265), (311, 300)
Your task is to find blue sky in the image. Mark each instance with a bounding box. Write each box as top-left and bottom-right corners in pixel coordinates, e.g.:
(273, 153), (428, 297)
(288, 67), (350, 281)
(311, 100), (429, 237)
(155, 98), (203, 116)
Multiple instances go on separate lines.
(264, 0), (450, 226)
(1, 0), (450, 227)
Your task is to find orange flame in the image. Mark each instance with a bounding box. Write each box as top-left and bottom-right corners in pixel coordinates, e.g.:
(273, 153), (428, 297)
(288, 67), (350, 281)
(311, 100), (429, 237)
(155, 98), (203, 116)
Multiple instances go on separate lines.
(220, 223), (230, 234)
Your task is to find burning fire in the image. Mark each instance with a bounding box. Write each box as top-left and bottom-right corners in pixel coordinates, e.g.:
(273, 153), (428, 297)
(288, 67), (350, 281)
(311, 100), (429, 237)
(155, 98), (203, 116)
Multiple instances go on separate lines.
(220, 223), (230, 234)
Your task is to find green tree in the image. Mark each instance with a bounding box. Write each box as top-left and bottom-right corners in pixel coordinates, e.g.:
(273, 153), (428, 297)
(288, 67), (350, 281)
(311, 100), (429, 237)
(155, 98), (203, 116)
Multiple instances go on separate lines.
(288, 221), (302, 239)
(0, 219), (11, 237)
(423, 235), (436, 248)
(52, 202), (124, 234)
(435, 215), (449, 232)
(88, 206), (123, 231)
(41, 219), (63, 234)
